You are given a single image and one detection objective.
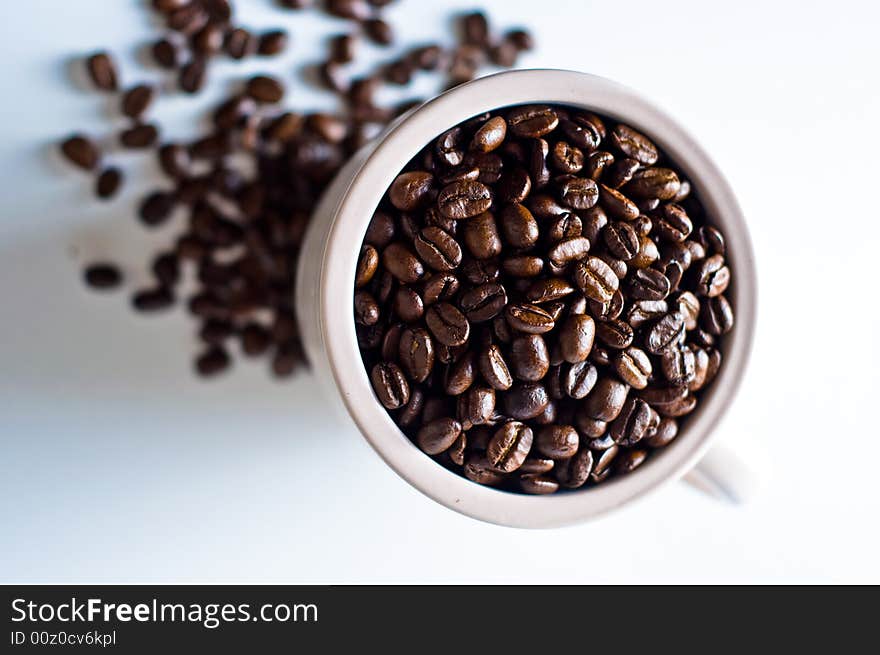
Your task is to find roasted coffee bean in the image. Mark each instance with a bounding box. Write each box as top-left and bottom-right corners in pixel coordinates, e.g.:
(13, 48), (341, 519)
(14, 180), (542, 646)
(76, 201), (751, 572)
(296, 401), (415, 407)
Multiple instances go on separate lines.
(457, 283), (505, 323)
(562, 360), (597, 399)
(638, 384), (688, 409)
(615, 448), (648, 474)
(655, 394), (697, 418)
(84, 263), (122, 290)
(462, 11), (490, 46)
(585, 150), (614, 181)
(138, 191), (175, 226)
(502, 256), (543, 278)
(587, 288), (623, 321)
(506, 303), (555, 334)
(179, 57), (207, 93)
(525, 278), (574, 304)
(696, 225), (726, 256)
(157, 144), (190, 179)
(526, 138), (551, 189)
(603, 221), (640, 261)
(257, 29), (288, 56)
(95, 167), (123, 199)
(508, 105), (559, 138)
(695, 254), (731, 297)
(463, 453), (504, 486)
(614, 347), (652, 389)
(627, 299), (668, 329)
(610, 124), (658, 165)
(398, 387), (426, 428)
(609, 397), (653, 446)
(445, 351), (476, 395)
(688, 347), (710, 391)
(354, 290), (380, 325)
(536, 424), (579, 459)
(548, 236), (591, 267)
(86, 52), (118, 91)
(661, 345), (697, 386)
(371, 362), (410, 409)
(393, 286), (424, 322)
(438, 180), (492, 219)
(555, 314), (594, 363)
(625, 168), (681, 200)
(701, 295), (734, 335)
(389, 171), (434, 211)
(426, 302), (470, 346)
(462, 211), (502, 259)
(224, 27), (256, 59)
(545, 212), (582, 243)
(605, 157), (640, 189)
(495, 168), (532, 204)
(364, 211), (395, 248)
(584, 377), (629, 421)
(519, 457), (554, 475)
(656, 203), (693, 242)
(417, 418), (462, 455)
(645, 312), (685, 354)
(560, 117), (601, 152)
(487, 421), (533, 472)
(151, 38), (180, 68)
(60, 134), (100, 171)
(458, 385), (496, 430)
(510, 334), (550, 382)
(326, 0), (371, 20)
(363, 18), (393, 46)
(705, 349), (722, 385)
(132, 286), (174, 312)
(120, 84), (155, 119)
(460, 259), (500, 285)
(519, 473), (559, 494)
(629, 267), (671, 301)
(502, 383), (549, 420)
(645, 417), (678, 448)
(478, 344), (514, 390)
(599, 184), (639, 220)
(472, 116), (507, 153)
(413, 227), (461, 271)
(550, 141), (584, 173)
(195, 346), (230, 377)
(558, 175), (599, 210)
(573, 256), (619, 303)
(596, 318), (634, 349)
(382, 242), (424, 283)
(588, 434), (616, 450)
(355, 245), (379, 288)
(422, 273), (459, 306)
(245, 75), (285, 104)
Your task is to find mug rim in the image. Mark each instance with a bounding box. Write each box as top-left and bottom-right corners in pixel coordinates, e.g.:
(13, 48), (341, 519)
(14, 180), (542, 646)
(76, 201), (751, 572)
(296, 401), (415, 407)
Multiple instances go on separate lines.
(317, 69), (757, 528)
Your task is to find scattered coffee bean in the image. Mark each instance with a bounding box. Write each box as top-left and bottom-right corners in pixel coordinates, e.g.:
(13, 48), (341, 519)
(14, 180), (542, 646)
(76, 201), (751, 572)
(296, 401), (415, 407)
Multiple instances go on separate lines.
(60, 135), (100, 171)
(86, 52), (118, 91)
(95, 167), (123, 199)
(84, 263), (122, 290)
(121, 84), (155, 119)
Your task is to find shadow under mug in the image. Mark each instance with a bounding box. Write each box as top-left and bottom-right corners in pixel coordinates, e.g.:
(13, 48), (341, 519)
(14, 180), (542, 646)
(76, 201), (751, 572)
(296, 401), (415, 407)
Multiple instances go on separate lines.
(296, 69), (758, 528)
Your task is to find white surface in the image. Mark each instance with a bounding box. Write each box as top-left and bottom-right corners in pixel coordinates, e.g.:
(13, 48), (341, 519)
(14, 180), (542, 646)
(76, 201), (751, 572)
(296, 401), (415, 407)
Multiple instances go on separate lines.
(1, 0), (878, 583)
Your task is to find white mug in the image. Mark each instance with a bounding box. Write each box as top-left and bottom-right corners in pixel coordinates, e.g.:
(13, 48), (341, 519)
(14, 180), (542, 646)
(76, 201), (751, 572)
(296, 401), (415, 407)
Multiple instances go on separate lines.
(296, 69), (758, 528)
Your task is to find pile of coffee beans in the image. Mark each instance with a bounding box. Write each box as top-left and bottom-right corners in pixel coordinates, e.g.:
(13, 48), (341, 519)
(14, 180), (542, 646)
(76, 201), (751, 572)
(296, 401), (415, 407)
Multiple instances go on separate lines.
(60, 1), (532, 377)
(358, 105), (734, 493)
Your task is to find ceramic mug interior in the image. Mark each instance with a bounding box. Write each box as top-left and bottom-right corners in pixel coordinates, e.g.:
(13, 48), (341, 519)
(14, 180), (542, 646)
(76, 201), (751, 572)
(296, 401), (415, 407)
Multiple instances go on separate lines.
(298, 69), (756, 528)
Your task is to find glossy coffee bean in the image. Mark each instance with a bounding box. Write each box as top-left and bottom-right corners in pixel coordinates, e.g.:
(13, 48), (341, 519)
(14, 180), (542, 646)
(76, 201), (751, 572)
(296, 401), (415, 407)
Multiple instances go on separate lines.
(629, 267), (671, 301)
(506, 303), (555, 334)
(701, 295), (734, 335)
(645, 417), (678, 448)
(536, 424), (579, 459)
(610, 124), (658, 165)
(573, 256), (619, 303)
(507, 105), (559, 138)
(462, 211), (502, 259)
(661, 345), (697, 386)
(562, 360), (598, 399)
(695, 254), (731, 297)
(457, 385), (496, 430)
(603, 221), (640, 261)
(371, 362), (410, 409)
(438, 180), (492, 219)
(417, 418), (462, 455)
(487, 421), (533, 472)
(558, 314), (595, 363)
(414, 227), (462, 271)
(609, 397), (653, 446)
(459, 283), (507, 323)
(509, 334), (550, 382)
(555, 447), (593, 488)
(656, 203), (693, 242)
(399, 327), (435, 383)
(584, 378), (629, 421)
(502, 383), (549, 420)
(614, 347), (652, 389)
(382, 242), (424, 283)
(595, 318), (634, 349)
(645, 312), (685, 354)
(426, 302), (470, 346)
(478, 344), (514, 390)
(519, 473), (559, 494)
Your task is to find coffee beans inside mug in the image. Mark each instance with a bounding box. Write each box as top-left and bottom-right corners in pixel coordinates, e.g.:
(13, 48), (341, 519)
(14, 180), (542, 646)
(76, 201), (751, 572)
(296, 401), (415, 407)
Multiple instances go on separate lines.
(357, 104), (735, 494)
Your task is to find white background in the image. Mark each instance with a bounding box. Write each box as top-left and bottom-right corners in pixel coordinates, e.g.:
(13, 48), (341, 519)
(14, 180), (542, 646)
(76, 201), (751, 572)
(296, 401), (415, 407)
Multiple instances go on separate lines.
(1, 0), (878, 583)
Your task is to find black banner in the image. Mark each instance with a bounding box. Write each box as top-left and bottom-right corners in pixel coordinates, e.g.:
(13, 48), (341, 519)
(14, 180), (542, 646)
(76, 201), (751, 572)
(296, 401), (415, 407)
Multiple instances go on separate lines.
(2, 585), (874, 650)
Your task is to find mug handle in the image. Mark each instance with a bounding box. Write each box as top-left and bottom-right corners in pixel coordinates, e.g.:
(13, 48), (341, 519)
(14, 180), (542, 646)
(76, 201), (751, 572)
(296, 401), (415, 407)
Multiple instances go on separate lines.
(682, 439), (765, 504)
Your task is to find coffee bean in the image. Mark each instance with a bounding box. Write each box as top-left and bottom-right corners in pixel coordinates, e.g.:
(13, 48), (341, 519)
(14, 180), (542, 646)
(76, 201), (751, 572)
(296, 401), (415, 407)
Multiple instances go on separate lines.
(487, 421), (533, 472)
(498, 203), (539, 249)
(596, 318), (634, 349)
(599, 184), (639, 220)
(585, 377), (629, 421)
(615, 448), (648, 474)
(536, 424), (578, 459)
(364, 18), (393, 46)
(413, 227), (461, 272)
(645, 312), (685, 354)
(519, 473), (559, 494)
(524, 278), (572, 304)
(371, 362), (410, 409)
(138, 191), (175, 226)
(696, 225), (726, 256)
(495, 168), (532, 204)
(478, 344), (514, 390)
(86, 52), (118, 91)
(550, 141), (584, 174)
(390, 171), (436, 212)
(656, 203), (693, 242)
(417, 418), (462, 455)
(462, 211), (502, 259)
(629, 267), (671, 301)
(603, 221), (640, 261)
(506, 303), (555, 334)
(585, 150), (614, 181)
(463, 453), (504, 486)
(472, 116), (507, 153)
(701, 295), (734, 335)
(545, 212), (582, 243)
(438, 180), (492, 219)
(426, 302), (470, 346)
(548, 236), (591, 267)
(553, 314), (594, 364)
(120, 123), (159, 149)
(132, 286), (175, 312)
(612, 347), (650, 390)
(60, 135), (100, 171)
(695, 254), (731, 297)
(559, 117), (601, 152)
(608, 397), (653, 446)
(555, 448), (593, 488)
(457, 385), (496, 430)
(656, 394), (697, 418)
(502, 256), (543, 278)
(645, 417), (678, 448)
(121, 84), (155, 119)
(95, 167), (123, 199)
(393, 286), (424, 322)
(152, 38), (180, 68)
(604, 157), (640, 189)
(245, 75), (285, 104)
(562, 360), (597, 400)
(625, 168), (681, 200)
(573, 256), (619, 303)
(502, 382), (549, 420)
(459, 283), (506, 323)
(355, 245), (379, 289)
(179, 57), (207, 93)
(662, 345), (697, 386)
(610, 124), (658, 165)
(507, 105), (559, 138)
(354, 290), (380, 325)
(558, 175), (598, 210)
(382, 242), (424, 283)
(84, 263), (122, 290)
(509, 334), (550, 382)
